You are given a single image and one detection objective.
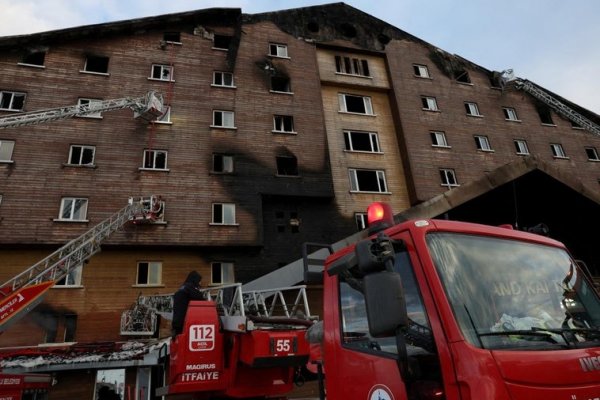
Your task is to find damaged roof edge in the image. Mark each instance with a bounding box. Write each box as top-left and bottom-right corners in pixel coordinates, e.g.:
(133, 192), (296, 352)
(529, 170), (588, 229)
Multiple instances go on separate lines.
(0, 7), (241, 49)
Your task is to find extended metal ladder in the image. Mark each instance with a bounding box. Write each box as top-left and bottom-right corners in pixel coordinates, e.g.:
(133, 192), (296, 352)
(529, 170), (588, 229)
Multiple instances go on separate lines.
(0, 196), (165, 332)
(515, 79), (600, 136)
(0, 91), (164, 129)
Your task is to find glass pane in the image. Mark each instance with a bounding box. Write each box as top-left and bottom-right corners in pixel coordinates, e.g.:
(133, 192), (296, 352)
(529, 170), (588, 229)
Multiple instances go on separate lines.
(0, 141), (15, 160)
(72, 199), (87, 220)
(223, 205), (235, 224)
(149, 262), (161, 284)
(61, 199), (74, 219)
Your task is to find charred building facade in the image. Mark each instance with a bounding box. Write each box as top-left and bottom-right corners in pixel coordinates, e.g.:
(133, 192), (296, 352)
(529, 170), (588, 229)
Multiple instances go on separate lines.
(0, 3), (599, 399)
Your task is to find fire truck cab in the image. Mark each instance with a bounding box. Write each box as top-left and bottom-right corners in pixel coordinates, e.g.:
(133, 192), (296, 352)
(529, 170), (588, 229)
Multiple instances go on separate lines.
(317, 203), (600, 400)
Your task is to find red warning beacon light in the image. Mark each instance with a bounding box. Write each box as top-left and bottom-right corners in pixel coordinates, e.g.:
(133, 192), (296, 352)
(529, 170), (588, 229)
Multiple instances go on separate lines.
(366, 202), (395, 234)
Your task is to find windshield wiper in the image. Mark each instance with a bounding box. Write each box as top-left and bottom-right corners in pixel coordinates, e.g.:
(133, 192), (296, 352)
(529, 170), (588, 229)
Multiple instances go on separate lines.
(478, 330), (570, 348)
(531, 326), (600, 345)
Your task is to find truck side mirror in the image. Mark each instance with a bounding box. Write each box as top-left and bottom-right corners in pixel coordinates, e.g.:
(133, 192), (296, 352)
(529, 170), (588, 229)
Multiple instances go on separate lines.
(364, 270), (408, 337)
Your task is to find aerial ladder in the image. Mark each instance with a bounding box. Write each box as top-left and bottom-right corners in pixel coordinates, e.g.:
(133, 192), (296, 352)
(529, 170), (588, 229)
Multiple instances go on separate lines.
(0, 91), (164, 128)
(0, 196), (166, 333)
(507, 74), (600, 137)
(0, 91), (165, 332)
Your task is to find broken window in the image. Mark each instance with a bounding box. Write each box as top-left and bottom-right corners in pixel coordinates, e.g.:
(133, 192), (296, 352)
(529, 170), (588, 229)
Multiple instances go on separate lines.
(273, 115), (295, 133)
(502, 107), (519, 121)
(536, 105), (554, 125)
(271, 76), (292, 93)
(455, 69), (471, 84)
(68, 145), (95, 166)
(142, 149), (168, 170)
(440, 168), (459, 188)
(344, 130), (380, 153)
(150, 64), (173, 81)
(163, 32), (181, 43)
(83, 55), (109, 73)
(413, 64), (430, 78)
(571, 120), (583, 129)
(211, 262), (235, 285)
(474, 135), (492, 151)
(355, 212), (367, 231)
(64, 314), (77, 342)
(430, 131), (449, 147)
(339, 93), (374, 114)
(55, 263), (83, 286)
(213, 154), (234, 173)
(212, 110), (235, 128)
(348, 168), (388, 193)
(0, 91), (26, 111)
(42, 313), (59, 343)
(58, 197), (88, 221)
(335, 56), (370, 77)
(213, 71), (234, 87)
(514, 139), (530, 155)
(464, 102), (481, 116)
(276, 155), (299, 176)
(154, 105), (171, 124)
(585, 147), (600, 161)
(550, 143), (567, 158)
(137, 261), (162, 285)
(212, 203), (236, 225)
(421, 96), (438, 111)
(269, 43), (288, 58)
(20, 51), (45, 66)
(77, 98), (103, 118)
(0, 140), (15, 162)
(213, 35), (232, 50)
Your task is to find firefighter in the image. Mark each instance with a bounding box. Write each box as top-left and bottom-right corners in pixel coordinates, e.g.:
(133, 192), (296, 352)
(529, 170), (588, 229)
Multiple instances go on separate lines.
(172, 270), (206, 336)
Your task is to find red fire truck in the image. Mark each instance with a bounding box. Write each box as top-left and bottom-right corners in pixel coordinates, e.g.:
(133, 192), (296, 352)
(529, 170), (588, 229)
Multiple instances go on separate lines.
(163, 202), (600, 399)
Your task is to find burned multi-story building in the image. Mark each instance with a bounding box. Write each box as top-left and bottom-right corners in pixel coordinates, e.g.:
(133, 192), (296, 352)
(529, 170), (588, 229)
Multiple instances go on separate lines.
(0, 3), (599, 399)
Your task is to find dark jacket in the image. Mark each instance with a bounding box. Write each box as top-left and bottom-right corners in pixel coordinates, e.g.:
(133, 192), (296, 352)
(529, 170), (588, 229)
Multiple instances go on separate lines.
(172, 271), (206, 334)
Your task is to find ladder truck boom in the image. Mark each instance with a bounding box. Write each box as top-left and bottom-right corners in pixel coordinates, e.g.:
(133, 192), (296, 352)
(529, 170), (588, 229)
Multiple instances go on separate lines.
(0, 91), (164, 129)
(0, 196), (165, 333)
(514, 78), (600, 136)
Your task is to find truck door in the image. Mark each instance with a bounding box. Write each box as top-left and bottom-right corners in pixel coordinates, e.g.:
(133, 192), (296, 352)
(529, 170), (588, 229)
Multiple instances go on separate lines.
(325, 231), (446, 400)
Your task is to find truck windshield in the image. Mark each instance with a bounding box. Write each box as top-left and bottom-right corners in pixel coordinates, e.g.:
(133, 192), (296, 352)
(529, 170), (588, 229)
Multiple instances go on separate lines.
(427, 232), (600, 350)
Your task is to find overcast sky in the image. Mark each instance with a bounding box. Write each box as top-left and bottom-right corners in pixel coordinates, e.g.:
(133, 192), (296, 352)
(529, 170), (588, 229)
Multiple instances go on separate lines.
(1, 0), (598, 114)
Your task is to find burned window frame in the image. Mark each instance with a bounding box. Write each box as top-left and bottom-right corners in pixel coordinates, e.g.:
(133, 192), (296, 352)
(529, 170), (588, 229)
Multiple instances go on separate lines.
(68, 144), (96, 166)
(269, 43), (289, 58)
(273, 115), (295, 133)
(150, 64), (174, 81)
(276, 155), (299, 176)
(82, 55), (110, 74)
(212, 153), (234, 173)
(0, 91), (26, 111)
(348, 168), (388, 193)
(19, 50), (46, 67)
(213, 35), (232, 51)
(343, 130), (381, 153)
(339, 93), (374, 115)
(335, 55), (370, 77)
